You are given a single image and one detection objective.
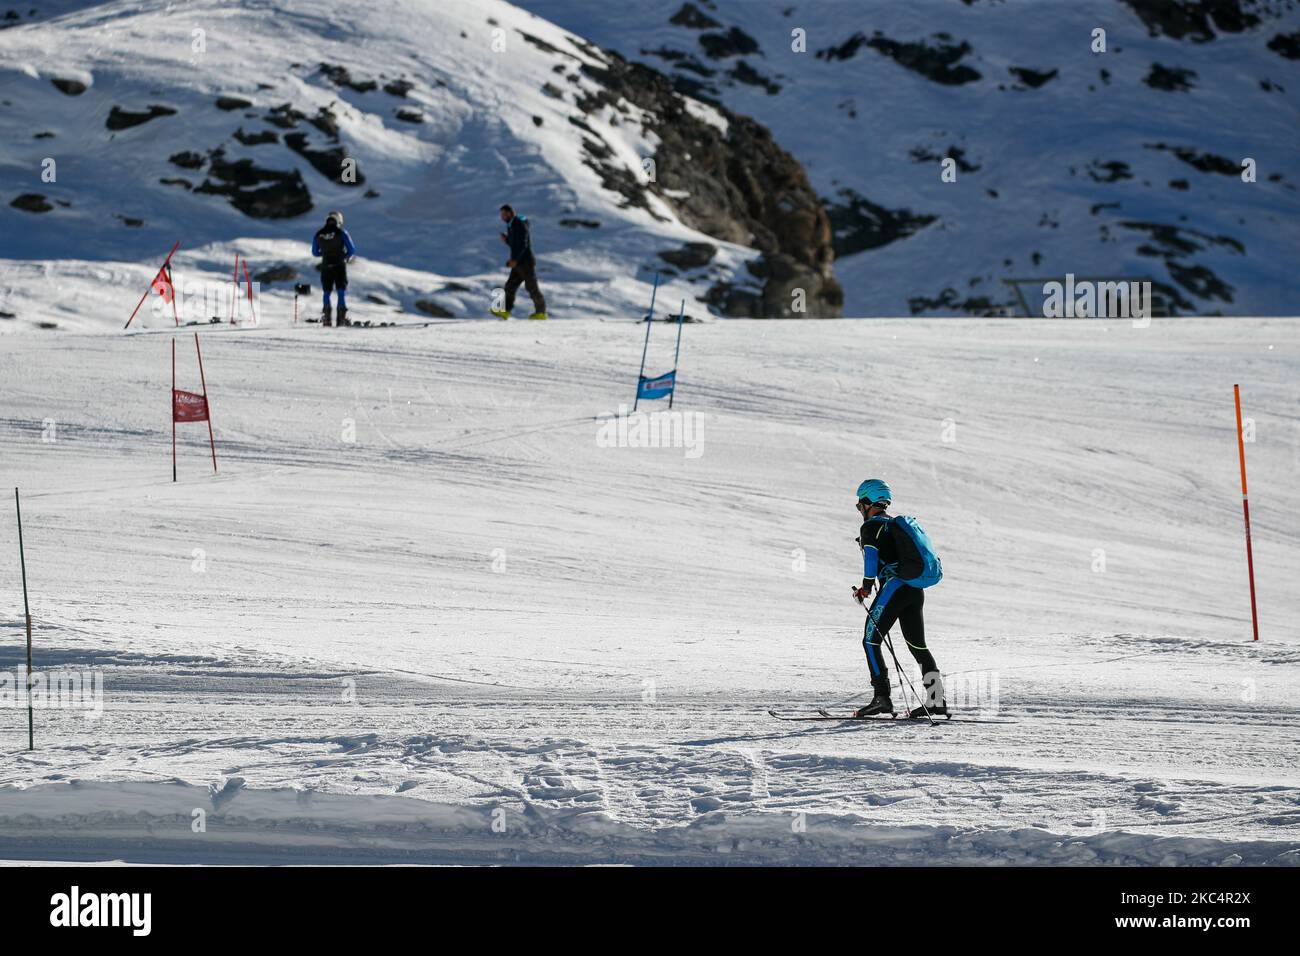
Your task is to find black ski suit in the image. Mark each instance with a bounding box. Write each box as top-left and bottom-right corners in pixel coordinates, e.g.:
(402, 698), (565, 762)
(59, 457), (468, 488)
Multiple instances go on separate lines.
(859, 514), (939, 698)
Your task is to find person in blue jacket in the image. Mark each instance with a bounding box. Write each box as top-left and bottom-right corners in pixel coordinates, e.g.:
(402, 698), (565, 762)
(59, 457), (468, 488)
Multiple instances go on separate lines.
(490, 205), (547, 320)
(311, 210), (356, 326)
(852, 478), (946, 718)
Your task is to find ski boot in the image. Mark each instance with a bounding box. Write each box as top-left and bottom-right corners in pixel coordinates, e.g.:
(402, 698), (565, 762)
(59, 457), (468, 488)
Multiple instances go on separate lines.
(527, 311), (547, 320)
(321, 305), (333, 327)
(907, 701), (948, 719)
(854, 694), (894, 718)
(490, 308), (511, 320)
(907, 673), (946, 719)
(336, 306), (351, 327)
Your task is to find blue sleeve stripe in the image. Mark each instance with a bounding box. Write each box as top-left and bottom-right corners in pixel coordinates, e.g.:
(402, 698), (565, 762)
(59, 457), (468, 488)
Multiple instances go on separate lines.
(862, 545), (879, 578)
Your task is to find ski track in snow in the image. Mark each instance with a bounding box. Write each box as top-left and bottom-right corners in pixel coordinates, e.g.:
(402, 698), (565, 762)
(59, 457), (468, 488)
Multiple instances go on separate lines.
(0, 318), (1298, 864)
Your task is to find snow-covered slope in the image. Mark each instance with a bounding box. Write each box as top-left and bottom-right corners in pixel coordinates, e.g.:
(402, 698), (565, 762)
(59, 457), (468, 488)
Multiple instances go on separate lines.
(522, 0), (1300, 315)
(0, 318), (1297, 863)
(0, 0), (802, 330)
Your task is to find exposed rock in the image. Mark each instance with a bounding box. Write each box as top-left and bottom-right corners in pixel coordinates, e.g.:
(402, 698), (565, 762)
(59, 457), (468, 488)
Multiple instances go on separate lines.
(395, 108), (424, 123)
(1145, 63), (1197, 91)
(747, 252), (844, 317)
(1122, 0), (1260, 42)
(642, 47), (716, 77)
(319, 63), (377, 93)
(1168, 260), (1234, 301)
(284, 132), (365, 186)
(729, 61), (781, 94)
(908, 287), (1008, 316)
(215, 95), (253, 111)
(909, 144), (979, 172)
(115, 214), (144, 227)
(1008, 66), (1057, 89)
(1115, 219), (1242, 305)
(658, 242), (717, 269)
(10, 193), (53, 213)
(106, 104), (177, 130)
(699, 27), (760, 59)
(159, 177), (192, 189)
(169, 151), (205, 169)
(1145, 142), (1238, 175)
(413, 299), (454, 317)
(559, 218), (601, 228)
(50, 77), (86, 96)
(670, 3), (721, 29)
(1087, 160), (1133, 183)
(195, 149), (313, 218)
(669, 74), (721, 105)
(234, 127), (278, 145)
(818, 31), (981, 85)
(826, 188), (936, 257)
(575, 51), (841, 316)
(265, 103), (307, 129)
(383, 78), (415, 97)
(1120, 220), (1244, 257)
(1268, 31), (1300, 59)
(307, 107), (340, 140)
(704, 280), (763, 317)
(253, 265), (296, 284)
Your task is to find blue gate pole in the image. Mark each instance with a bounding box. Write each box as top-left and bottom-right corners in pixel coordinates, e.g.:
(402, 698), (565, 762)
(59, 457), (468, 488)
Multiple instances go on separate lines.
(634, 273), (659, 411)
(668, 299), (685, 409)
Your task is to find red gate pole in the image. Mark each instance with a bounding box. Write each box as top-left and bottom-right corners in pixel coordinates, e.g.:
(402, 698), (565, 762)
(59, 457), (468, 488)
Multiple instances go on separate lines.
(229, 253), (239, 324)
(243, 258), (254, 324)
(171, 337), (177, 482)
(168, 263), (180, 328)
(1233, 384), (1259, 641)
(124, 240), (181, 330)
(195, 333), (217, 474)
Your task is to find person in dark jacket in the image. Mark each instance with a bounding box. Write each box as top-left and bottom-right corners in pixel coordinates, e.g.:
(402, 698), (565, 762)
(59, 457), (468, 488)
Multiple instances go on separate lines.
(490, 205), (547, 320)
(311, 210), (356, 327)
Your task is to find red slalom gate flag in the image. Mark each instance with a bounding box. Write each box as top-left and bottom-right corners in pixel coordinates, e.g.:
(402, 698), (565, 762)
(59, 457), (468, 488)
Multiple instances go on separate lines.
(151, 264), (175, 303)
(172, 388), (209, 423)
(171, 333), (217, 480)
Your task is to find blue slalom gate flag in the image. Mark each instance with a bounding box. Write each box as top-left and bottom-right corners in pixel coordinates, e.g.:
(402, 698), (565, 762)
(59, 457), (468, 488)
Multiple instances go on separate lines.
(633, 277), (687, 410)
(637, 370), (676, 401)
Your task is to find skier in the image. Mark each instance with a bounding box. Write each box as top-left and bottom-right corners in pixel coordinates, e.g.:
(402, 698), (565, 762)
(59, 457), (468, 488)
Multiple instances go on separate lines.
(490, 204), (547, 320)
(852, 479), (947, 718)
(311, 210), (356, 327)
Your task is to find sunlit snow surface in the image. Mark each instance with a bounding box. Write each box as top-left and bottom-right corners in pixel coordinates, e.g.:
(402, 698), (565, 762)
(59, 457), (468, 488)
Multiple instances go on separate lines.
(0, 317), (1297, 864)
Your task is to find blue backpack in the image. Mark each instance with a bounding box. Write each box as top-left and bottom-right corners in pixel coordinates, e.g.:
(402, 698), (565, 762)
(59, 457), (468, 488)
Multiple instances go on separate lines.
(890, 515), (943, 588)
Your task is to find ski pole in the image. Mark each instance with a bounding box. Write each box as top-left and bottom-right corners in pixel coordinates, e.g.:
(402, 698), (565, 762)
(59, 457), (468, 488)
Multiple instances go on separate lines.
(853, 588), (934, 725)
(882, 632), (934, 725)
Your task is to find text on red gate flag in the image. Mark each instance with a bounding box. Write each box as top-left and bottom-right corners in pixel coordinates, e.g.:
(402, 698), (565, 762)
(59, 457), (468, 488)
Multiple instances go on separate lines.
(172, 388), (209, 423)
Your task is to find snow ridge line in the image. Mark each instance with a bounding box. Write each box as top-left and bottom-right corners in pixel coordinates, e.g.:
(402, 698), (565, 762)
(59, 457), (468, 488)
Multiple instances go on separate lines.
(1, 781), (1296, 866)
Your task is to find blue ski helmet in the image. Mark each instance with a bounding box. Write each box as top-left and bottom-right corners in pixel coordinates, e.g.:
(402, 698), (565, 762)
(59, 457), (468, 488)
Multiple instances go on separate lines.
(856, 478), (892, 506)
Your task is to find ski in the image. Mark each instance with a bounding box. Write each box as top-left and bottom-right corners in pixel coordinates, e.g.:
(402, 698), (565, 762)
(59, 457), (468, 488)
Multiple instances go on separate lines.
(767, 708), (1014, 725)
